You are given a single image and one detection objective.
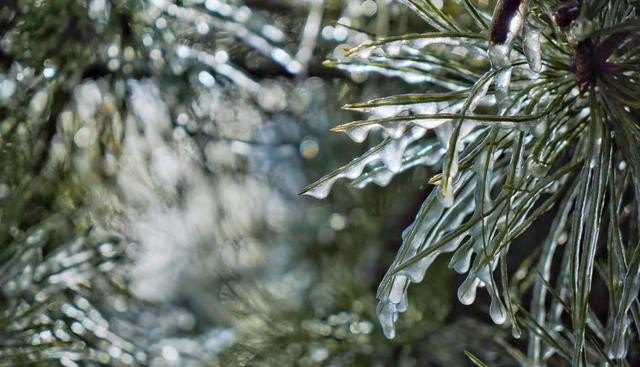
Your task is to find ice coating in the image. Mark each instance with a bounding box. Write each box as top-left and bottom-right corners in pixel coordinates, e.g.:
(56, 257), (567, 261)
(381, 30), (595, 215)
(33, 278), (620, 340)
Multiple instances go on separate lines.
(607, 254), (640, 359)
(381, 128), (425, 173)
(468, 75), (493, 112)
(389, 275), (408, 304)
(375, 125), (544, 338)
(306, 99), (471, 200)
(449, 239), (473, 274)
(302, 126), (429, 199)
(351, 143), (445, 189)
(333, 36), (487, 91)
(440, 140), (460, 208)
(489, 45), (514, 112)
(489, 0), (530, 111)
(343, 120), (410, 143)
(490, 0), (530, 46)
(523, 21), (542, 73)
(376, 172), (477, 338)
(376, 301), (397, 339)
(348, 35), (486, 60)
(458, 276), (481, 305)
(332, 62), (452, 86)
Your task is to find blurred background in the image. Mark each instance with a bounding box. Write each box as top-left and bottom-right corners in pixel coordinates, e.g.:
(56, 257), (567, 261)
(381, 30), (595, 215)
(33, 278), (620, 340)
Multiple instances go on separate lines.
(0, 1), (514, 366)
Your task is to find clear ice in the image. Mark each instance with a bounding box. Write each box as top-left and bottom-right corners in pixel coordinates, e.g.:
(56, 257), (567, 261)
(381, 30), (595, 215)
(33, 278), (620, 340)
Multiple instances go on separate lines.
(489, 0), (530, 111)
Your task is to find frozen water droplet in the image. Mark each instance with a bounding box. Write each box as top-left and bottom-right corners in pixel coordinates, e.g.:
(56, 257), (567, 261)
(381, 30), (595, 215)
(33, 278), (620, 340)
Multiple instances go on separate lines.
(397, 292), (409, 313)
(344, 162), (366, 179)
(344, 126), (370, 143)
(371, 170), (395, 187)
(489, 297), (508, 324)
(382, 139), (407, 173)
(512, 325), (521, 339)
(376, 301), (397, 339)
(303, 177), (339, 199)
(458, 276), (480, 305)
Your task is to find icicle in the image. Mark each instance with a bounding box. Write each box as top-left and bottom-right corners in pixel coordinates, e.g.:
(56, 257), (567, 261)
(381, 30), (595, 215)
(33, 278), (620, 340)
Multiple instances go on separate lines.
(382, 139), (408, 173)
(523, 21), (542, 73)
(383, 121), (411, 139)
(303, 136), (408, 199)
(332, 63), (434, 85)
(489, 0), (530, 111)
(350, 142), (444, 189)
(489, 294), (508, 324)
(458, 275), (481, 305)
(478, 263), (508, 325)
(376, 172), (476, 339)
(342, 120), (411, 143)
(351, 170), (395, 189)
(344, 104), (403, 117)
(376, 301), (397, 339)
(380, 127), (426, 173)
(344, 102), (436, 117)
(397, 292), (409, 313)
(435, 122), (454, 148)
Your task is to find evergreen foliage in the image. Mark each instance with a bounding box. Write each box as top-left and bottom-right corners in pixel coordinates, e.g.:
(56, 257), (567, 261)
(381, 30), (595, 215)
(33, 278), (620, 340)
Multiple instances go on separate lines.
(2, 0), (640, 366)
(305, 0), (640, 365)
